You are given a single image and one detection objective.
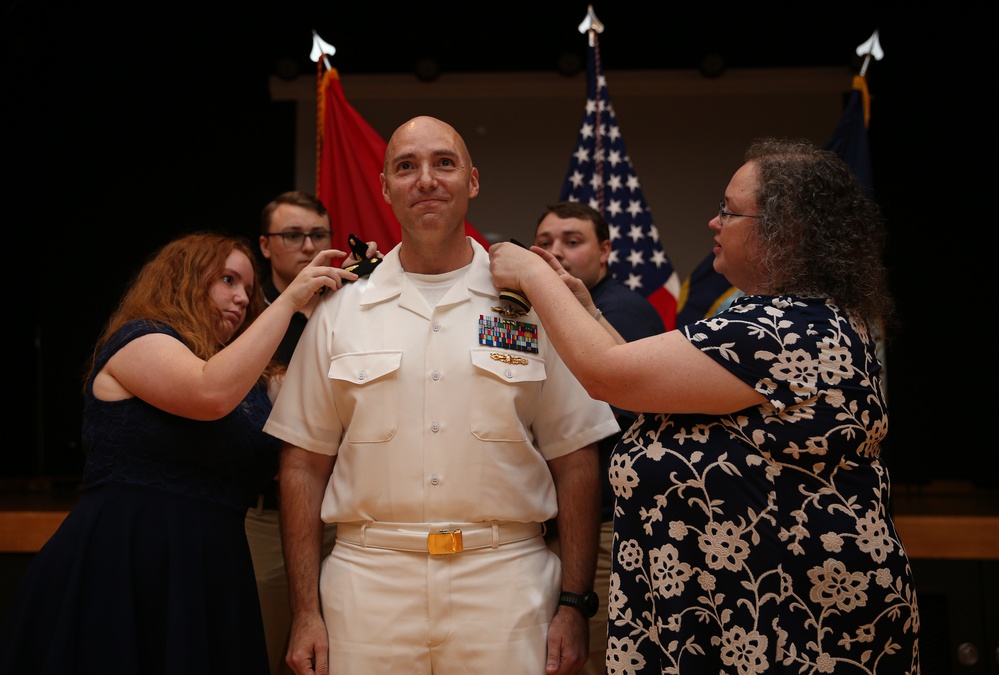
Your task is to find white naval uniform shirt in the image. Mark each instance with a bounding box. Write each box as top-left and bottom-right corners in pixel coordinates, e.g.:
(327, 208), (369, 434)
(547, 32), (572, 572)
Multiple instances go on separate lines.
(263, 238), (619, 525)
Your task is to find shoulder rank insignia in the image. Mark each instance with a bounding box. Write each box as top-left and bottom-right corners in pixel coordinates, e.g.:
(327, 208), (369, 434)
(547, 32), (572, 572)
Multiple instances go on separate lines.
(343, 232), (383, 279)
(492, 289), (532, 319)
(492, 238), (533, 318)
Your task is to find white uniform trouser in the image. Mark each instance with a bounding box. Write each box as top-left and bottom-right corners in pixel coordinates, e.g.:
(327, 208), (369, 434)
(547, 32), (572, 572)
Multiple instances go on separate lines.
(321, 532), (560, 674)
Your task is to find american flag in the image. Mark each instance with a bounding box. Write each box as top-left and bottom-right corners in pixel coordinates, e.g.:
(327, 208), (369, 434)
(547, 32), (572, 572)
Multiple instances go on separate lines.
(558, 31), (679, 330)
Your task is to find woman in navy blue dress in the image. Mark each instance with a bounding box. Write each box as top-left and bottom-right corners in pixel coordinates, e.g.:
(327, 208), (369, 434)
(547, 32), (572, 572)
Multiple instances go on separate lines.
(0, 232), (357, 674)
(490, 139), (920, 674)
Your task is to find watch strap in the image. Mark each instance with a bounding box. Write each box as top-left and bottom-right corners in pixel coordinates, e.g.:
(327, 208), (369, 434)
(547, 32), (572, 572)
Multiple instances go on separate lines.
(558, 590), (598, 618)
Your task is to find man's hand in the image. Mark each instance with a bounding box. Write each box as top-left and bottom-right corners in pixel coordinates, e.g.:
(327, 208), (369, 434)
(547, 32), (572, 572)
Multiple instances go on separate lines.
(286, 612), (331, 675)
(546, 605), (590, 674)
(285, 249), (357, 304)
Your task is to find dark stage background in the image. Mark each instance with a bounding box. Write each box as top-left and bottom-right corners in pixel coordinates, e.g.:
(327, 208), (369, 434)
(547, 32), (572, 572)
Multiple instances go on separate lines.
(6, 3), (988, 487)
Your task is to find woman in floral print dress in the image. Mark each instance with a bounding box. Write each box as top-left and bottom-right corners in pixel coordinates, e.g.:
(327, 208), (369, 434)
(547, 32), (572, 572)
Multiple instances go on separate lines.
(489, 138), (919, 674)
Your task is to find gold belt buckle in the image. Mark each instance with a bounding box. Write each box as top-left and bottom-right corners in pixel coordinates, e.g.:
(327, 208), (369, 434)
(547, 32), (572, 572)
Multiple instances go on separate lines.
(427, 529), (463, 555)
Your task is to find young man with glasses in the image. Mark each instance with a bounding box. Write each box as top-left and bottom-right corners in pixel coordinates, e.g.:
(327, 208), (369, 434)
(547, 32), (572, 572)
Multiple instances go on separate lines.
(259, 192), (335, 363)
(249, 190), (339, 675)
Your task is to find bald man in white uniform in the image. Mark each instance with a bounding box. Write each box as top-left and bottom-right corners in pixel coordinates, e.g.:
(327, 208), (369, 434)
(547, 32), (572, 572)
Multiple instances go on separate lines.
(265, 116), (618, 675)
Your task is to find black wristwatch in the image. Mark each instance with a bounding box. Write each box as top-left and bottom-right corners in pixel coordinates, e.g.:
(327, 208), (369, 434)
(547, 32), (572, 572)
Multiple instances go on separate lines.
(558, 590), (599, 618)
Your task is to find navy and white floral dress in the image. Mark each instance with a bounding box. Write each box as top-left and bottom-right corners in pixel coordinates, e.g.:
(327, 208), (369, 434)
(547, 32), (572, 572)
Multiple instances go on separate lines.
(606, 296), (919, 675)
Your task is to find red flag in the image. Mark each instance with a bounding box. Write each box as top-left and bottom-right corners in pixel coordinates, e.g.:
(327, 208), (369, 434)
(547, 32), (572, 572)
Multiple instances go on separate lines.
(316, 67), (489, 254)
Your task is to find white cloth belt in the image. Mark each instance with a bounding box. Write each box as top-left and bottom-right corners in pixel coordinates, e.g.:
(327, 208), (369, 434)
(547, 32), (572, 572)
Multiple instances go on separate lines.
(336, 521), (543, 555)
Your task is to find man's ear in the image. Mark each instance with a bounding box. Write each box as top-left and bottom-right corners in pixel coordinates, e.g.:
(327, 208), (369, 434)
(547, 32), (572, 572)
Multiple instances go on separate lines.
(598, 238), (612, 265)
(259, 236), (273, 260)
(380, 174), (391, 204)
(468, 167), (480, 199)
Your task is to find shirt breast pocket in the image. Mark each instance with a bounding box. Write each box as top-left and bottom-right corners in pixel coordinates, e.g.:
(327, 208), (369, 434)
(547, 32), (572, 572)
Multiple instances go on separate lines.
(469, 349), (546, 441)
(327, 351), (401, 443)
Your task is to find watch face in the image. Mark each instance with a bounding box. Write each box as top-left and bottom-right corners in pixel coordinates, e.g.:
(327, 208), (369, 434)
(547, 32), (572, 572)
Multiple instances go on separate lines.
(583, 591), (599, 617)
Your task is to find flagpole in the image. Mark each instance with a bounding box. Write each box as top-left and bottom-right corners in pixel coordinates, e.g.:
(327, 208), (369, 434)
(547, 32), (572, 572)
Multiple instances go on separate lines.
(577, 4), (604, 47)
(311, 31), (336, 210)
(561, 6), (680, 329)
(579, 6), (605, 210)
(855, 29), (883, 78)
(311, 30), (336, 72)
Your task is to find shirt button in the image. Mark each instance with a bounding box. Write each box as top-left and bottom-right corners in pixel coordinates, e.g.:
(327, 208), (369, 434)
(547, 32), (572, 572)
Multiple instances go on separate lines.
(430, 474), (440, 485)
(357, 371), (366, 381)
(433, 322), (442, 332)
(431, 370), (441, 381)
(504, 369), (513, 379)
(431, 422), (440, 432)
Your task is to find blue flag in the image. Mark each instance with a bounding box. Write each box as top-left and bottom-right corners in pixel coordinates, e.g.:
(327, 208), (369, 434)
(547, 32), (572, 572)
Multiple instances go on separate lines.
(558, 31), (679, 330)
(823, 74), (874, 197)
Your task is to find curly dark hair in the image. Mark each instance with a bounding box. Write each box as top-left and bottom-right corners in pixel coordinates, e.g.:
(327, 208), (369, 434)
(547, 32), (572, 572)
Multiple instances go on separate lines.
(745, 138), (894, 332)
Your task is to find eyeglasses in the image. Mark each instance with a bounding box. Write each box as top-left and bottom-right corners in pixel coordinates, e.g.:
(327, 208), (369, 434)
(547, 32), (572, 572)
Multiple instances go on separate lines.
(264, 230), (332, 247)
(718, 200), (761, 223)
